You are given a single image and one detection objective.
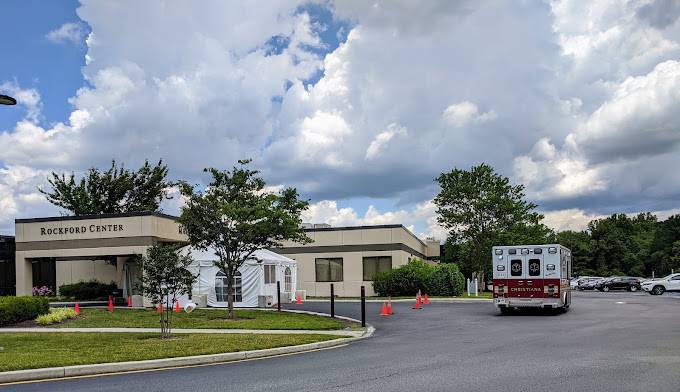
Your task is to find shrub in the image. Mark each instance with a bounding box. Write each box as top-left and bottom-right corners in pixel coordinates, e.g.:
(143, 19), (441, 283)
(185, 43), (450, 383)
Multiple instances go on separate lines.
(373, 259), (434, 296)
(35, 308), (78, 326)
(58, 280), (117, 300)
(373, 259), (465, 297)
(427, 263), (465, 296)
(0, 296), (50, 326)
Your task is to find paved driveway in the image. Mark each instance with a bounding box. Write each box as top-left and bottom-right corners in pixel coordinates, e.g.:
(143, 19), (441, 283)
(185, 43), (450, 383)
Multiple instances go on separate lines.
(4, 291), (680, 391)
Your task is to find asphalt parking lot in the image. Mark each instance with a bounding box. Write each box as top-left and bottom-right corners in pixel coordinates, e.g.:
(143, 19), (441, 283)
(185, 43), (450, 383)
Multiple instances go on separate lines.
(4, 291), (680, 392)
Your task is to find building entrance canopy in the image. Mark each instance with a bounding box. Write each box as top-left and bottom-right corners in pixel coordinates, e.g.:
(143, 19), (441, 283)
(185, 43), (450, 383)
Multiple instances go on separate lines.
(14, 212), (188, 296)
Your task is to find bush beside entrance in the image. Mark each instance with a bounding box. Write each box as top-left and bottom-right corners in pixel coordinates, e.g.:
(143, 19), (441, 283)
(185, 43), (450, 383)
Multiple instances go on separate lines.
(0, 296), (50, 326)
(372, 259), (465, 297)
(58, 280), (117, 300)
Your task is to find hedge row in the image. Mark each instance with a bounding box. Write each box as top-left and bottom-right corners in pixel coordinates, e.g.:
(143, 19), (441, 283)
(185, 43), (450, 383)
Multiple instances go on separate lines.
(372, 259), (465, 297)
(0, 296), (50, 326)
(58, 280), (117, 300)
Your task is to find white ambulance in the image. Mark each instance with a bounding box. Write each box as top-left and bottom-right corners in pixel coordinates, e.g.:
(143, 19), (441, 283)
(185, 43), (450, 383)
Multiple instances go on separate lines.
(492, 244), (572, 314)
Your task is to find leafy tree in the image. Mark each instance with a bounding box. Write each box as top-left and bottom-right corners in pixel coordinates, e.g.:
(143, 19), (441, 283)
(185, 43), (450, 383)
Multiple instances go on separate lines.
(649, 215), (680, 276)
(588, 213), (657, 277)
(137, 244), (196, 339)
(178, 159), (310, 319)
(555, 230), (594, 276)
(434, 163), (549, 280)
(40, 160), (171, 215)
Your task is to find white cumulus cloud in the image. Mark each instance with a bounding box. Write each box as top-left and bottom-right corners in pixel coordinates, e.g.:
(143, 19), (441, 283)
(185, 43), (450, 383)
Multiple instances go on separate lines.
(46, 22), (87, 44)
(442, 101), (497, 128)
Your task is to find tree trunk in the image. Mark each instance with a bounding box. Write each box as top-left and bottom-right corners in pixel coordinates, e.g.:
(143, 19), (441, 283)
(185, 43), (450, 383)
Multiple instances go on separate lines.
(227, 273), (235, 319)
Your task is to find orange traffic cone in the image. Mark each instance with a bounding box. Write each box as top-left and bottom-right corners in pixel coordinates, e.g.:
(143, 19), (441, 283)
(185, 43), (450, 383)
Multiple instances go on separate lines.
(380, 302), (389, 317)
(107, 295), (114, 312)
(387, 296), (393, 315)
(175, 301), (181, 313)
(423, 293), (430, 305)
(157, 303), (163, 313)
(127, 296), (132, 307)
(296, 294), (303, 305)
(74, 303), (80, 315)
(412, 295), (421, 310)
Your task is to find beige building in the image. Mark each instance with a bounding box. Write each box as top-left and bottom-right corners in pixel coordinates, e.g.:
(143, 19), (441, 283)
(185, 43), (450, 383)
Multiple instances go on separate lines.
(272, 224), (440, 297)
(14, 212), (187, 297)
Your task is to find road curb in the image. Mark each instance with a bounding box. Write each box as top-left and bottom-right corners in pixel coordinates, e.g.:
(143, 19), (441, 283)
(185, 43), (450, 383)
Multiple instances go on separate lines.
(0, 319), (374, 384)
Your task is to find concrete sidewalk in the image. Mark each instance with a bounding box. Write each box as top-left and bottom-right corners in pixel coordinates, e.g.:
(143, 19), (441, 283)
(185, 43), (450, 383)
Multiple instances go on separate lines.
(0, 327), (362, 337)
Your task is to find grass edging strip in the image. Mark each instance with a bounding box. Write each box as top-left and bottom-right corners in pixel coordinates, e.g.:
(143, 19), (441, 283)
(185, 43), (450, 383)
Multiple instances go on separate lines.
(0, 325), (374, 384)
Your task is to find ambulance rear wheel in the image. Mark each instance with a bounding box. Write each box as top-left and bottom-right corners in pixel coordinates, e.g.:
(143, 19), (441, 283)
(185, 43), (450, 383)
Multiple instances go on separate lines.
(499, 306), (513, 315)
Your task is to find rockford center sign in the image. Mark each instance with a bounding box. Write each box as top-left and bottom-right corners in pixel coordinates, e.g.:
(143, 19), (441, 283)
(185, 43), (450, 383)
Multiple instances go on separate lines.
(40, 224), (125, 236)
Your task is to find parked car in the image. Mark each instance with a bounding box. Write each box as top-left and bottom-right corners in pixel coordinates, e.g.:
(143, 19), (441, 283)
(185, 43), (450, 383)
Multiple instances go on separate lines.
(571, 277), (597, 289)
(595, 276), (641, 292)
(641, 273), (680, 295)
(577, 277), (604, 290)
(570, 278), (580, 289)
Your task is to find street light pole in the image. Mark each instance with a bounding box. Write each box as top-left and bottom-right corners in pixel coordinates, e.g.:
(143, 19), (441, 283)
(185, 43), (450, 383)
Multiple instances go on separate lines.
(0, 95), (17, 105)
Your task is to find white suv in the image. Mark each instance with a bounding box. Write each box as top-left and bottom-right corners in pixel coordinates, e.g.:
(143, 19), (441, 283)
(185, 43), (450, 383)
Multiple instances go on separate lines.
(641, 273), (680, 295)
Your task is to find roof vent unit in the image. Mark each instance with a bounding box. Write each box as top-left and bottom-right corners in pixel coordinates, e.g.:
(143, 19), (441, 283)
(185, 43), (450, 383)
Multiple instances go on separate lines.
(313, 223), (332, 228)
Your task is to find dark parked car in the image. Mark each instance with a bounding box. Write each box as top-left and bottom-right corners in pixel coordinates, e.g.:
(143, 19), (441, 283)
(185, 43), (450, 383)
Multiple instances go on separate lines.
(595, 277), (641, 292)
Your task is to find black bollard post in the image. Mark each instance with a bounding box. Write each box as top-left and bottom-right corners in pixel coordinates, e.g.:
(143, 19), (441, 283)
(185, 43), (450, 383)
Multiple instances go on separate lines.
(276, 281), (281, 312)
(360, 285), (366, 327)
(330, 283), (335, 318)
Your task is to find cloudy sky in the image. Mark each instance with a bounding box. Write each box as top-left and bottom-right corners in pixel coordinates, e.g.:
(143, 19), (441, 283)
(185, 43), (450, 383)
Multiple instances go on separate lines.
(1, 0), (680, 238)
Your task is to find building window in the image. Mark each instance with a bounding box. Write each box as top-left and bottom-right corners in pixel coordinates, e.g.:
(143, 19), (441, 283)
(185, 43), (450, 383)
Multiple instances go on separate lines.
(215, 271), (242, 302)
(315, 258), (343, 282)
(264, 265), (276, 284)
(363, 256), (392, 280)
(284, 267), (292, 293)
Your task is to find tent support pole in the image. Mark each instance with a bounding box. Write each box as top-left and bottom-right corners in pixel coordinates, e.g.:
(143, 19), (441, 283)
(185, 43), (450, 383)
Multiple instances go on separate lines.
(276, 281), (281, 312)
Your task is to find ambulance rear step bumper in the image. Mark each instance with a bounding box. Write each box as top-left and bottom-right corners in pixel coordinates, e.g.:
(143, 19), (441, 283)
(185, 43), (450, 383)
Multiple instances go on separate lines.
(504, 299), (562, 308)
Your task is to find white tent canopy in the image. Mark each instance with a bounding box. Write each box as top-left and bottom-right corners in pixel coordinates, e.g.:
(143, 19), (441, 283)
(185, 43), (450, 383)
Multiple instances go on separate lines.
(181, 247), (297, 308)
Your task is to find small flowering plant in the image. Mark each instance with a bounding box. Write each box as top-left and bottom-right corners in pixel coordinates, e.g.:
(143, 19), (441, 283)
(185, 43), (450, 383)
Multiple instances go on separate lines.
(32, 286), (53, 296)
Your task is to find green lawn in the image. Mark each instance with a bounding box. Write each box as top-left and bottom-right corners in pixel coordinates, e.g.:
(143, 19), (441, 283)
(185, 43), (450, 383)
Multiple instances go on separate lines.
(0, 332), (342, 372)
(56, 308), (351, 330)
(455, 292), (493, 299)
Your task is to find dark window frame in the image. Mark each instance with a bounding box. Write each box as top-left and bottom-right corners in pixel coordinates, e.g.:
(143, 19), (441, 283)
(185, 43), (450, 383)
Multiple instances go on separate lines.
(362, 256), (392, 281)
(315, 258), (343, 282)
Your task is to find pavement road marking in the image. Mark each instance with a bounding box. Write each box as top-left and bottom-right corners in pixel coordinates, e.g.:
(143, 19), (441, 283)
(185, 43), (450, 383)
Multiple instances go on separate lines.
(0, 344), (349, 387)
